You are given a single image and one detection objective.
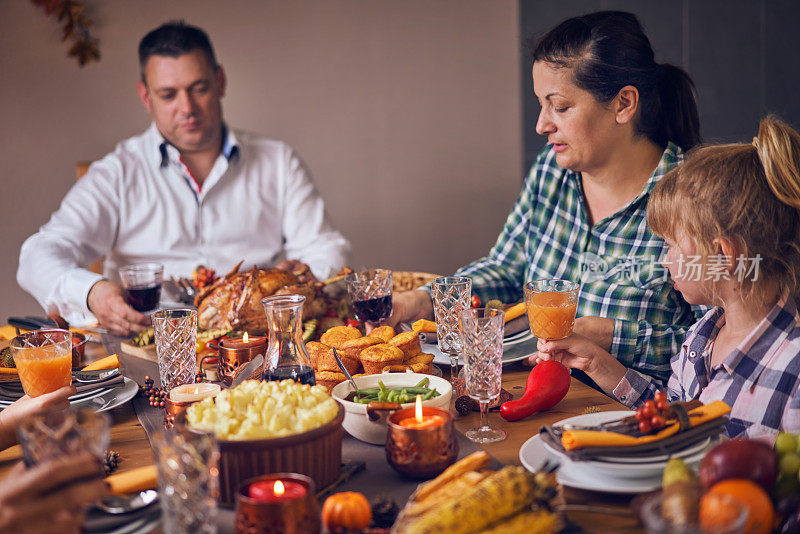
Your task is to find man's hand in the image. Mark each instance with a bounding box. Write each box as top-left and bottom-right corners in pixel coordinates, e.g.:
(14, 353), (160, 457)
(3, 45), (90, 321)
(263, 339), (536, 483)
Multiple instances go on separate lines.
(0, 386), (76, 451)
(276, 260), (317, 283)
(572, 316), (615, 352)
(87, 280), (149, 336)
(0, 454), (109, 534)
(372, 290), (434, 330)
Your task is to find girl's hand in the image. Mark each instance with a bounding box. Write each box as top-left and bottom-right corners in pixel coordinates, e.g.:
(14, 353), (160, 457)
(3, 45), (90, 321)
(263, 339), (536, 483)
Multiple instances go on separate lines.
(529, 333), (609, 373)
(0, 386), (76, 451)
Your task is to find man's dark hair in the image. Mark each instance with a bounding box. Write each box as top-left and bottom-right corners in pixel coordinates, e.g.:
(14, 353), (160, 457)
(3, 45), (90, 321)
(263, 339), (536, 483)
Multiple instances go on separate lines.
(138, 21), (218, 82)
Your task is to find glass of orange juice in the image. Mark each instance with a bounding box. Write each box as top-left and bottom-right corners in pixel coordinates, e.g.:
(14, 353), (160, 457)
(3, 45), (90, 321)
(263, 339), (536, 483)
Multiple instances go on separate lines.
(523, 279), (580, 340)
(10, 329), (73, 397)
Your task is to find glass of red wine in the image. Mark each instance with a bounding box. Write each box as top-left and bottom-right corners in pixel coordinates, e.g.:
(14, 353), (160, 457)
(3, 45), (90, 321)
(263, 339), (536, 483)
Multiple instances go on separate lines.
(118, 262), (164, 313)
(345, 269), (393, 324)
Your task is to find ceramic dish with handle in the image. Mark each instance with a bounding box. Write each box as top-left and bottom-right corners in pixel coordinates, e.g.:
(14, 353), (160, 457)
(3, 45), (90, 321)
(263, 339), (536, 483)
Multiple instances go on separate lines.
(330, 372), (452, 445)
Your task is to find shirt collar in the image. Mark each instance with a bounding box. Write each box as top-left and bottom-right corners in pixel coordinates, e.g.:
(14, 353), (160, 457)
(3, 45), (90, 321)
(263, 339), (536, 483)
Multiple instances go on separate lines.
(685, 291), (800, 390)
(154, 123), (240, 167)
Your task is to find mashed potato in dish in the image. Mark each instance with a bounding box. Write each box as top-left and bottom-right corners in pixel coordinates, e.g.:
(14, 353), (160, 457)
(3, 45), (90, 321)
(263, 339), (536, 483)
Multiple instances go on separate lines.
(186, 379), (339, 440)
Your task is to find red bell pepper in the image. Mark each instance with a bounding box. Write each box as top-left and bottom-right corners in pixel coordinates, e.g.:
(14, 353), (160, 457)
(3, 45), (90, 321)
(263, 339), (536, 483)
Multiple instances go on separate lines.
(499, 360), (571, 421)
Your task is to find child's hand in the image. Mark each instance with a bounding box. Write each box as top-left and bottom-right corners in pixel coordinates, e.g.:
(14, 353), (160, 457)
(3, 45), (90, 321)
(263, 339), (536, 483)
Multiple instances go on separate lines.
(528, 333), (608, 374)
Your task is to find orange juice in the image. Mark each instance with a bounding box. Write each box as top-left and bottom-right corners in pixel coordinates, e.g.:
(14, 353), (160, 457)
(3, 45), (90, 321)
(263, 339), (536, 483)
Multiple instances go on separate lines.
(526, 291), (578, 340)
(13, 346), (72, 397)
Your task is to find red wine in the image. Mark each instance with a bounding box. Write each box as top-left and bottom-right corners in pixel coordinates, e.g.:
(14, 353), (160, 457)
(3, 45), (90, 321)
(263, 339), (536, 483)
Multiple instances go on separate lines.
(124, 284), (161, 312)
(262, 365), (316, 386)
(352, 294), (392, 323)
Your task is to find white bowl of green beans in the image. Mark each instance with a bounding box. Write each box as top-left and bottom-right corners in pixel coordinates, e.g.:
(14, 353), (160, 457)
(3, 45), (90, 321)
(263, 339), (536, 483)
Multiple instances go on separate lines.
(331, 372), (452, 444)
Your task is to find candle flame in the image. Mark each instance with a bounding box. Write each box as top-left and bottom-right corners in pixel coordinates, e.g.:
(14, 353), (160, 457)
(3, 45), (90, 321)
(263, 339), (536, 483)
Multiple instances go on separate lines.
(243, 332), (249, 343)
(415, 394), (423, 423)
(274, 480), (285, 496)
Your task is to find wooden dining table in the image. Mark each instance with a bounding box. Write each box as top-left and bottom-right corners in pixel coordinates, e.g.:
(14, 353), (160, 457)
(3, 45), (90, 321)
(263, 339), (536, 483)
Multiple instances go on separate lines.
(0, 340), (644, 533)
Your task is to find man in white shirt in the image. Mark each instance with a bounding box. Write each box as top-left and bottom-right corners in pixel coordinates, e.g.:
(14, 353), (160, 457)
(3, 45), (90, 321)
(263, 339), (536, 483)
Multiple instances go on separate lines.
(17, 21), (350, 335)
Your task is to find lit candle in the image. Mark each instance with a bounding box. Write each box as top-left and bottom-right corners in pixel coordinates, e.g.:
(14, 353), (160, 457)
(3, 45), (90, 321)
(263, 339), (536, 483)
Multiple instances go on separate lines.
(169, 382), (221, 402)
(398, 395), (445, 429)
(248, 479), (308, 503)
(221, 332), (266, 350)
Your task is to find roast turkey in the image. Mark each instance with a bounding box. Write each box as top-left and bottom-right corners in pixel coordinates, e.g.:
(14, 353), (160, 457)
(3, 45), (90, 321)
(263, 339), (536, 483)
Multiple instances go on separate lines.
(194, 262), (328, 331)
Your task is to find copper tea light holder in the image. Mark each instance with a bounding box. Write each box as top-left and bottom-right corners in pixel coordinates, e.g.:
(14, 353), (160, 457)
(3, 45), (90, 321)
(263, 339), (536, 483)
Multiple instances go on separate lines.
(163, 397), (200, 429)
(385, 406), (458, 479)
(234, 473), (321, 534)
(217, 340), (267, 386)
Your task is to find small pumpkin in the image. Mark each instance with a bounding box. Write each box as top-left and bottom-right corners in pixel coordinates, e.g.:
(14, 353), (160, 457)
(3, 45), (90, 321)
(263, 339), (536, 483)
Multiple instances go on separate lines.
(321, 491), (372, 533)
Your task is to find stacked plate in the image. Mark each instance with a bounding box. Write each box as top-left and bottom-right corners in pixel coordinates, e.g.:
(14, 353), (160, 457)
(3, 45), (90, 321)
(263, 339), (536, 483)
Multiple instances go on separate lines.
(519, 411), (716, 493)
(0, 375), (139, 413)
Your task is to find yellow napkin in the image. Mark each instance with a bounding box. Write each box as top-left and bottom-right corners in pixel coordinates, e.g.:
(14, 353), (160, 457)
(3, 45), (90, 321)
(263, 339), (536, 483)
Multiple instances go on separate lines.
(504, 303), (527, 323)
(0, 325), (20, 340)
(412, 319), (437, 333)
(561, 400), (731, 451)
(0, 367), (18, 375)
(82, 354), (120, 371)
(105, 465), (158, 495)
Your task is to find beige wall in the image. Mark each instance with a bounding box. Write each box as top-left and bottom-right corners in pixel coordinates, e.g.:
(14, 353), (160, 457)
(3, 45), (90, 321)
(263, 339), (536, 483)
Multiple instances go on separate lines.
(0, 1), (521, 321)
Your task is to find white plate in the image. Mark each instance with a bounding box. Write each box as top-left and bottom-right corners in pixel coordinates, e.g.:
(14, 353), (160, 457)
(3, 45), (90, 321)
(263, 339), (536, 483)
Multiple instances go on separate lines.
(0, 386), (113, 407)
(80, 378), (138, 412)
(519, 434), (662, 493)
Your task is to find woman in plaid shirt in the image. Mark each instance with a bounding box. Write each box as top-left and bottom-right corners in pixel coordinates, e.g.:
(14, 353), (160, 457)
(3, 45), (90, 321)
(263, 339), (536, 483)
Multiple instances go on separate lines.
(536, 116), (800, 439)
(386, 12), (703, 385)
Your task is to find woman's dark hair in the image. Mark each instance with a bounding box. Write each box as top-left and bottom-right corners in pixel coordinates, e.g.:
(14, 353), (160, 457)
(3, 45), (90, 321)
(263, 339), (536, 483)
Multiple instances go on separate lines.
(531, 11), (701, 152)
(138, 21), (218, 83)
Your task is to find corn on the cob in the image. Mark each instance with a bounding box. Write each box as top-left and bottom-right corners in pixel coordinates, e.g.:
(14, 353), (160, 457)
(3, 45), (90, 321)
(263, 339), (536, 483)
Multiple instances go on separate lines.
(392, 466), (542, 534)
(481, 507), (562, 534)
(196, 328), (231, 344)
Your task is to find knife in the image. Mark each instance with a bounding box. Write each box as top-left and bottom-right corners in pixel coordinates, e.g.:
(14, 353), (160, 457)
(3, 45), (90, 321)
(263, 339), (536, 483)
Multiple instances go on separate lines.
(230, 354), (264, 388)
(8, 316), (58, 331)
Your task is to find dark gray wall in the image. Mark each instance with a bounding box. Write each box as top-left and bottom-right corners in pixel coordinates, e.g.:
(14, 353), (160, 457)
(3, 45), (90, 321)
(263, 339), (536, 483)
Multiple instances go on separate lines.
(520, 0), (800, 172)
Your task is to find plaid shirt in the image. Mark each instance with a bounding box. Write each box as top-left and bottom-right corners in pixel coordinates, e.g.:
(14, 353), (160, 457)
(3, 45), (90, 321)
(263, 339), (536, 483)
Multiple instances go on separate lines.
(615, 292), (800, 438)
(454, 143), (701, 383)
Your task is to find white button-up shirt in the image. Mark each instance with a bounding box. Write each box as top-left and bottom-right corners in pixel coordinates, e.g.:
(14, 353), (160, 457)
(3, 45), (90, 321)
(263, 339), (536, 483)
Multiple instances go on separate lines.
(17, 124), (351, 325)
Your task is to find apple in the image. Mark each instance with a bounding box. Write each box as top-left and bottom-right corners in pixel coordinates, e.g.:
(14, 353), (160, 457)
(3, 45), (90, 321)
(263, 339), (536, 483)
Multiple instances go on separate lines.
(699, 439), (778, 492)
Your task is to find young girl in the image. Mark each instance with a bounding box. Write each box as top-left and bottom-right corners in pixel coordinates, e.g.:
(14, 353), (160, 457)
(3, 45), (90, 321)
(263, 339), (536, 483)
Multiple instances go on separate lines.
(533, 116), (800, 438)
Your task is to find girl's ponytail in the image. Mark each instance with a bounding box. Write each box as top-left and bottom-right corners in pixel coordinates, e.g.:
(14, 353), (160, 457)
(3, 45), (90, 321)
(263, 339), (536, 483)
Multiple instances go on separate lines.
(754, 116), (800, 210)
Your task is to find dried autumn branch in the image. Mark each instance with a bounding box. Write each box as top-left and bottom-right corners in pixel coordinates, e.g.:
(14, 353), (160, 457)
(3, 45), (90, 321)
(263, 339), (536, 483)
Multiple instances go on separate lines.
(31, 0), (100, 67)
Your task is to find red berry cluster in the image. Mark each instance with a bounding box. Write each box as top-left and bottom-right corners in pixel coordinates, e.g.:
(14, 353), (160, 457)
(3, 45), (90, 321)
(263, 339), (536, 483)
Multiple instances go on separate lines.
(635, 391), (670, 433)
(193, 266), (218, 290)
(138, 376), (166, 408)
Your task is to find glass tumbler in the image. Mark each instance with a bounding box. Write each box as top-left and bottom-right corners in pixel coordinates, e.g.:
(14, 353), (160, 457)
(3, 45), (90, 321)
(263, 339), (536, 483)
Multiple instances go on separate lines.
(119, 262), (164, 313)
(10, 329), (73, 397)
(153, 427), (219, 534)
(344, 269), (393, 323)
(17, 407), (109, 467)
(152, 308), (197, 392)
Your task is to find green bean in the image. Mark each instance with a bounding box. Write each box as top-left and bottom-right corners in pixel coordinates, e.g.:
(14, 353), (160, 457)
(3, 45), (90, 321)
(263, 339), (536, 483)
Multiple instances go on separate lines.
(422, 389), (435, 400)
(378, 382), (388, 397)
(415, 377), (429, 388)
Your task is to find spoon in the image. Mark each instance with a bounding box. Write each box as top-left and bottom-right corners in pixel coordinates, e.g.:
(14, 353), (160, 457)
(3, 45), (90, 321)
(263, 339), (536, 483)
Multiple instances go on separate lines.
(97, 489), (158, 514)
(332, 348), (359, 394)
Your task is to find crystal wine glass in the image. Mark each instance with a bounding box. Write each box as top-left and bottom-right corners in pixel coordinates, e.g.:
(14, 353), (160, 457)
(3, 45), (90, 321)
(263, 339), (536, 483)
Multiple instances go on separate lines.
(523, 279), (579, 340)
(459, 307), (506, 443)
(431, 276), (472, 386)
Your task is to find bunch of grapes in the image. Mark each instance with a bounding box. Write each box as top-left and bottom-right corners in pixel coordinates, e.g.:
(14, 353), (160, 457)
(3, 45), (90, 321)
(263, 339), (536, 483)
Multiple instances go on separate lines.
(774, 432), (800, 533)
(634, 391), (671, 434)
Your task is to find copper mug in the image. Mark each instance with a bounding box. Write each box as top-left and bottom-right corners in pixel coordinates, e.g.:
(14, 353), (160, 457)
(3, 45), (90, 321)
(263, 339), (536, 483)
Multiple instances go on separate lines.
(385, 406), (458, 479)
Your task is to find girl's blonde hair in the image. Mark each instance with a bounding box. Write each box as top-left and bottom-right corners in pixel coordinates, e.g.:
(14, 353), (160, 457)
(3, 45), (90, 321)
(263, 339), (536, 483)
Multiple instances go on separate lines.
(648, 115), (800, 304)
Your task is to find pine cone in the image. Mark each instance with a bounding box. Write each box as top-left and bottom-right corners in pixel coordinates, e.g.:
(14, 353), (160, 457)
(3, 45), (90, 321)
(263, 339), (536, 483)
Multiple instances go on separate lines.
(103, 450), (120, 475)
(371, 495), (399, 528)
(455, 395), (477, 416)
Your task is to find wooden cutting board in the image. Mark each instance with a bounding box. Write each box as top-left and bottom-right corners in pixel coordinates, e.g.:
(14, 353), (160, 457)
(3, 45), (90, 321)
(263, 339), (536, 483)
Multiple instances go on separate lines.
(119, 341), (157, 362)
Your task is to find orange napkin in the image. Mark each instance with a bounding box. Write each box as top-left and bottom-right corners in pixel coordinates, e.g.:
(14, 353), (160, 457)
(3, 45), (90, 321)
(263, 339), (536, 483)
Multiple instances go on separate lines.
(82, 354), (120, 371)
(0, 325), (20, 340)
(0, 367), (18, 375)
(561, 400), (731, 451)
(412, 319), (437, 333)
(105, 465), (158, 495)
(504, 303), (527, 323)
